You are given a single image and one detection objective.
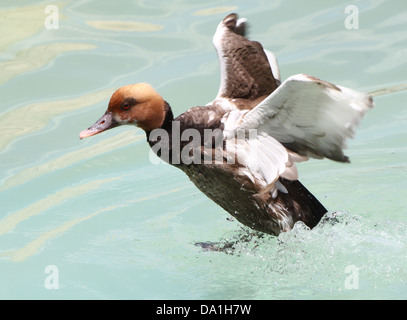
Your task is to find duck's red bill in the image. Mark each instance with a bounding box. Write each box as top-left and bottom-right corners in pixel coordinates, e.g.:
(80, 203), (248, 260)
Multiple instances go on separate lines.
(79, 112), (118, 139)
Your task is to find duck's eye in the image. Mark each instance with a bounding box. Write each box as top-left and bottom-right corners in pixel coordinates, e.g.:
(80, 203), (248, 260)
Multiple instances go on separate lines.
(121, 98), (137, 111)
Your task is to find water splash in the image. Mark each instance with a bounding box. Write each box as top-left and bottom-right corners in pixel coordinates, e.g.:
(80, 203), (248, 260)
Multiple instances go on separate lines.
(208, 211), (407, 298)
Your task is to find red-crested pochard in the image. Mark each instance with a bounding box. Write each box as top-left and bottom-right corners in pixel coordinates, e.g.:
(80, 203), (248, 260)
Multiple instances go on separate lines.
(80, 13), (373, 236)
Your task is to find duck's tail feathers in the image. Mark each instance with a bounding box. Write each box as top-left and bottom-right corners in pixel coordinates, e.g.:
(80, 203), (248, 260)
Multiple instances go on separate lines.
(278, 178), (328, 229)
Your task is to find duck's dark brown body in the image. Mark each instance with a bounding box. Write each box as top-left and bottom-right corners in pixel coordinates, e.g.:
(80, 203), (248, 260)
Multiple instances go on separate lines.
(147, 103), (327, 236)
(182, 163), (326, 235)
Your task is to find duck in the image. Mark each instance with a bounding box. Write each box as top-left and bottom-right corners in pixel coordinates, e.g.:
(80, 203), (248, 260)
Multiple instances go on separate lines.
(79, 13), (373, 236)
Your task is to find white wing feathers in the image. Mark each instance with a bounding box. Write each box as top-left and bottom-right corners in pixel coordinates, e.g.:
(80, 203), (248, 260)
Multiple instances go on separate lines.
(236, 74), (374, 162)
(264, 49), (281, 85)
(222, 111), (297, 197)
(222, 74), (373, 195)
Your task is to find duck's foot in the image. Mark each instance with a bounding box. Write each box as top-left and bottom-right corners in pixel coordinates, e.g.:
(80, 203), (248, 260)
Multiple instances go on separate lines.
(194, 227), (267, 254)
(194, 241), (235, 253)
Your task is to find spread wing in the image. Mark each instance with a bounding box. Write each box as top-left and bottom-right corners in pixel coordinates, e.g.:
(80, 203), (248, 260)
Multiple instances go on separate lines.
(209, 14), (373, 196)
(233, 74), (374, 162)
(213, 13), (280, 101)
(220, 74), (373, 196)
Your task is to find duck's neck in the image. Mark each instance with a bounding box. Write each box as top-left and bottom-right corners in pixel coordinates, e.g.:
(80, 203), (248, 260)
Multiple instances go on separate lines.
(146, 101), (173, 137)
(159, 101), (174, 132)
(146, 101), (178, 164)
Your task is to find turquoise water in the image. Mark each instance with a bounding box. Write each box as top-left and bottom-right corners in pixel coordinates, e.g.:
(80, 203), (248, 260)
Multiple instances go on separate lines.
(1, 0), (407, 299)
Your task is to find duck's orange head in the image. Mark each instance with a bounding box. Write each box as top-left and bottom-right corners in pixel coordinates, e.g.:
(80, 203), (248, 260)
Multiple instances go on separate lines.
(79, 83), (166, 139)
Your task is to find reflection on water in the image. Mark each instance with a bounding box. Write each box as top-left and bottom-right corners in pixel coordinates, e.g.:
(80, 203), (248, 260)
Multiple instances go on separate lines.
(0, 3), (64, 50)
(193, 6), (238, 16)
(0, 177), (119, 235)
(0, 88), (112, 151)
(1, 132), (143, 190)
(7, 204), (122, 263)
(0, 0), (406, 299)
(86, 20), (164, 32)
(0, 43), (96, 85)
